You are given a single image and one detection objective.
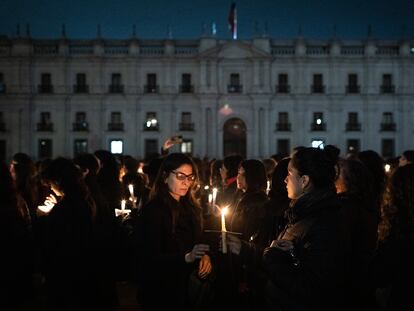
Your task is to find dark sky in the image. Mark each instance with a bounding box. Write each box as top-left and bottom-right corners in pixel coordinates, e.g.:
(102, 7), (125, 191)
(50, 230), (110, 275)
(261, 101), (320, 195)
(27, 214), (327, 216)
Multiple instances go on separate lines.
(1, 0), (413, 40)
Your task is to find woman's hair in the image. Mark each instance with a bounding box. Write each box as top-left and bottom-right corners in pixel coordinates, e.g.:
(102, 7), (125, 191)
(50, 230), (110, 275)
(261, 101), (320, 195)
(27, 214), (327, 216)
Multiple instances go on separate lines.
(290, 147), (336, 190)
(150, 153), (200, 208)
(223, 154), (243, 179)
(378, 164), (414, 242)
(0, 162), (17, 210)
(73, 153), (100, 176)
(210, 159), (223, 188)
(337, 158), (374, 210)
(11, 153), (37, 207)
(240, 159), (267, 193)
(269, 157), (290, 200)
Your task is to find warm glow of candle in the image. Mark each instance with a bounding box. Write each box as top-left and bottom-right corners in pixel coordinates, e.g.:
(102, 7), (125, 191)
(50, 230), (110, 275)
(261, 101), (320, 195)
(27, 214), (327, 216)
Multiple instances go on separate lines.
(121, 199), (126, 210)
(212, 187), (218, 207)
(128, 184), (134, 198)
(221, 206), (228, 254)
(208, 193), (213, 205)
(384, 164), (391, 173)
(266, 180), (271, 195)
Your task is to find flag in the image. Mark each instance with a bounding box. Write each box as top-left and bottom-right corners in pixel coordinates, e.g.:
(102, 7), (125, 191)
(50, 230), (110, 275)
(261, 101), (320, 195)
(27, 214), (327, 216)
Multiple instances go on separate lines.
(228, 2), (237, 39)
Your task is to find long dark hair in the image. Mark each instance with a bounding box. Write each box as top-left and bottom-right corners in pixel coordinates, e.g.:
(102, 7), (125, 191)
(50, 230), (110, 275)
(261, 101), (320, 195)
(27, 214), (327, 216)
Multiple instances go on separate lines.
(291, 147), (336, 191)
(378, 164), (414, 242)
(269, 157), (290, 200)
(150, 153), (200, 209)
(240, 159), (267, 193)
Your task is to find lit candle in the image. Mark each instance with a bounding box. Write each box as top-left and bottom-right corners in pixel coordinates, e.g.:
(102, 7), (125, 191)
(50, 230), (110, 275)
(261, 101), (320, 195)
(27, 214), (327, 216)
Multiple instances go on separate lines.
(384, 164), (391, 173)
(266, 180), (271, 195)
(128, 184), (134, 198)
(221, 206), (228, 254)
(208, 193), (213, 206)
(212, 187), (218, 207)
(121, 199), (126, 211)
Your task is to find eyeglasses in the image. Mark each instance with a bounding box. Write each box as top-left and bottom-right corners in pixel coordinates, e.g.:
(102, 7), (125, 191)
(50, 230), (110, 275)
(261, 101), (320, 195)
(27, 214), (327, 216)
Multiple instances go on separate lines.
(171, 171), (196, 182)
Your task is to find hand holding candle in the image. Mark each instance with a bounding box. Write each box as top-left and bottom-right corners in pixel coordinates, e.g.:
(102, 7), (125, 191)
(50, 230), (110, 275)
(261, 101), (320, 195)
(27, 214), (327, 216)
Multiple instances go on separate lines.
(37, 194), (57, 215)
(221, 206), (228, 254)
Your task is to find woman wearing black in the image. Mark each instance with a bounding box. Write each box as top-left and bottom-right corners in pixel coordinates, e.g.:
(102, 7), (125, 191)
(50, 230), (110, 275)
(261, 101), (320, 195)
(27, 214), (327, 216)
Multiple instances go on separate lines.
(138, 153), (212, 310)
(263, 147), (346, 311)
(37, 157), (98, 310)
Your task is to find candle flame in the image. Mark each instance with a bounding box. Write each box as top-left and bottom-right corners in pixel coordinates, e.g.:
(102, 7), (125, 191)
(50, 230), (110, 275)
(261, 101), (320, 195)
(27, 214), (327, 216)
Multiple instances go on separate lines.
(221, 206), (229, 216)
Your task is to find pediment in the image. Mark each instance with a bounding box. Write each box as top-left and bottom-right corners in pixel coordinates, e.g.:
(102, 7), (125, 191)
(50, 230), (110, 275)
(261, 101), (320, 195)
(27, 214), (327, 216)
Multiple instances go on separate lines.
(200, 41), (270, 59)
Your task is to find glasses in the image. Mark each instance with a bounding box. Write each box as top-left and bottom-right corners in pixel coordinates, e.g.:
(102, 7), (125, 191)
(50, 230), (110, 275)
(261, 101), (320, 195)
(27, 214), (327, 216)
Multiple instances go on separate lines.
(171, 171), (196, 182)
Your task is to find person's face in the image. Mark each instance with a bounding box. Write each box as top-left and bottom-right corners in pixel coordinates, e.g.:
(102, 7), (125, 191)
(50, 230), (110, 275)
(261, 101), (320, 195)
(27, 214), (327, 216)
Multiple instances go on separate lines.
(237, 167), (247, 191)
(166, 164), (194, 201)
(335, 169), (346, 194)
(285, 162), (307, 199)
(399, 155), (408, 167)
(9, 161), (17, 180)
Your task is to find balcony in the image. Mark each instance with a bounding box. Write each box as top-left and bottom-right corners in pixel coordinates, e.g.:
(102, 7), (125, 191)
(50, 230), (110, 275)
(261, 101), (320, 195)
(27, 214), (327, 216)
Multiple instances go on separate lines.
(227, 84), (243, 93)
(380, 123), (396, 131)
(346, 85), (360, 94)
(346, 123), (361, 131)
(0, 122), (6, 131)
(73, 122), (89, 131)
(37, 123), (53, 132)
(311, 123), (327, 131)
(145, 85), (159, 93)
(107, 123), (124, 131)
(73, 84), (89, 93)
(109, 84), (124, 93)
(179, 123), (194, 131)
(0, 83), (6, 93)
(275, 123), (291, 131)
(143, 123), (159, 131)
(380, 85), (395, 94)
(179, 85), (194, 93)
(38, 84), (54, 94)
(311, 85), (325, 93)
(276, 84), (290, 94)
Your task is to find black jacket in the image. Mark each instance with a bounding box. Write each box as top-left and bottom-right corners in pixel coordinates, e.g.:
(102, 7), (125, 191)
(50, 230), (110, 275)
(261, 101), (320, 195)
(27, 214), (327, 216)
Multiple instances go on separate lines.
(263, 189), (346, 311)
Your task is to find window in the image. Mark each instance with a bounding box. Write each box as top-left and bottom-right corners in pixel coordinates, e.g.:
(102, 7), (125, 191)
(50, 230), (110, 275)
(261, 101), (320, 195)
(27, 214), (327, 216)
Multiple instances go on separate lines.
(39, 73), (53, 93)
(73, 112), (88, 131)
(37, 112), (53, 131)
(146, 73), (158, 93)
(180, 74), (193, 93)
(110, 73), (123, 93)
(74, 73), (88, 93)
(109, 139), (123, 154)
(180, 139), (193, 155)
(381, 74), (394, 93)
(144, 112), (159, 131)
(74, 139), (88, 157)
(276, 112), (290, 131)
(277, 139), (290, 157)
(228, 73), (242, 93)
(381, 139), (395, 159)
(108, 112), (123, 131)
(0, 140), (5, 162)
(38, 139), (52, 159)
(180, 112), (194, 131)
(311, 139), (325, 149)
(0, 112), (5, 131)
(0, 72), (5, 93)
(346, 139), (360, 153)
(145, 139), (158, 159)
(277, 74), (289, 93)
(346, 112), (361, 131)
(381, 112), (396, 131)
(311, 112), (326, 131)
(312, 74), (324, 93)
(347, 74), (360, 93)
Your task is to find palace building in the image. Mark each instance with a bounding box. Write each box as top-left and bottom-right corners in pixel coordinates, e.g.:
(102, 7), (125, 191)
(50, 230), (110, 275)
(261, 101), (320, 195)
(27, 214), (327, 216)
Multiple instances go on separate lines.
(0, 31), (413, 161)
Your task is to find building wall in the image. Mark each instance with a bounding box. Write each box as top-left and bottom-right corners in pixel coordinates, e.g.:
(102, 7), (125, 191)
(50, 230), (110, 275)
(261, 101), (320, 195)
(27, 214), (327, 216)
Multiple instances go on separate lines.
(0, 35), (413, 161)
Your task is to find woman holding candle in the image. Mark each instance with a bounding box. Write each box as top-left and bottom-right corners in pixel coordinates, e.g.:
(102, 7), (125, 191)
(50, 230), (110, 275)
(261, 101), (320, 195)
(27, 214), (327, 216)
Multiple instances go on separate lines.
(37, 157), (99, 310)
(138, 153), (212, 310)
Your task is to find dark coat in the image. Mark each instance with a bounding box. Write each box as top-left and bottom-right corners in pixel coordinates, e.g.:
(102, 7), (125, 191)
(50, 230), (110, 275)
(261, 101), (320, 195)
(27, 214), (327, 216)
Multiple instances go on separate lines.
(263, 189), (346, 311)
(139, 194), (203, 310)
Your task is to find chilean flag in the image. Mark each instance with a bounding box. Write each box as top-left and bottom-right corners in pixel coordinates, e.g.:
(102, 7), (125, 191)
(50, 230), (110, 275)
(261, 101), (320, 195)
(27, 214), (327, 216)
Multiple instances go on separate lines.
(228, 2), (237, 39)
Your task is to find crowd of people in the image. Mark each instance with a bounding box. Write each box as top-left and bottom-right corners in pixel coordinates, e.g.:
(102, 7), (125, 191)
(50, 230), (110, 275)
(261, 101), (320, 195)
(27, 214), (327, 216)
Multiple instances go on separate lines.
(1, 138), (414, 311)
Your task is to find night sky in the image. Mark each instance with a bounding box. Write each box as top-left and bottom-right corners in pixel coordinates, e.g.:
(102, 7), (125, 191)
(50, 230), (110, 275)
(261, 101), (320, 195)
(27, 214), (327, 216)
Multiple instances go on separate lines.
(1, 0), (413, 40)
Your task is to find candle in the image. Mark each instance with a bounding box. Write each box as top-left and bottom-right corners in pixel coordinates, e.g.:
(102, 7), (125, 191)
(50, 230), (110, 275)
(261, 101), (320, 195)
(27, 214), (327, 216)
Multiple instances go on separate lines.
(384, 164), (391, 173)
(121, 199), (126, 211)
(208, 193), (213, 205)
(128, 184), (134, 198)
(266, 180), (271, 195)
(212, 187), (218, 207)
(221, 206), (228, 254)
